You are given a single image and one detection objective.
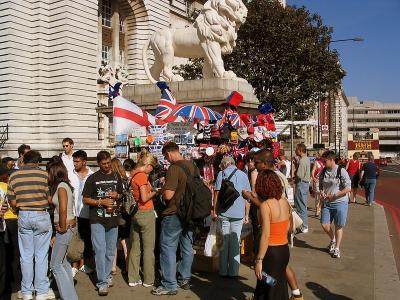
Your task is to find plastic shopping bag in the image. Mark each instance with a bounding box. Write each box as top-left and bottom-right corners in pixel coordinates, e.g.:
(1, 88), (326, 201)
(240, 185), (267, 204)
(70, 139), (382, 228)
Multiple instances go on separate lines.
(204, 221), (219, 257)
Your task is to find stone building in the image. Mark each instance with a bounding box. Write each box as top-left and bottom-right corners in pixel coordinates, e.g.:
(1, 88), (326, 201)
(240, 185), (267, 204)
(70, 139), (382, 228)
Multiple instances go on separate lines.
(348, 97), (400, 157)
(0, 0), (204, 157)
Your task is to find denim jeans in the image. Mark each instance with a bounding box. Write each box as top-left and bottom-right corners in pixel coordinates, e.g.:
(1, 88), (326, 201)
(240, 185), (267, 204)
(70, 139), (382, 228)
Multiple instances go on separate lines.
(218, 216), (243, 276)
(50, 228), (78, 300)
(159, 215), (193, 291)
(18, 211), (52, 297)
(91, 223), (118, 288)
(294, 181), (309, 228)
(364, 178), (377, 204)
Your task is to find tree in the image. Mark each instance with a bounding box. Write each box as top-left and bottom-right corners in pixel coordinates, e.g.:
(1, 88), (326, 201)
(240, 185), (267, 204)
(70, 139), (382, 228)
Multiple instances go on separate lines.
(174, 0), (345, 120)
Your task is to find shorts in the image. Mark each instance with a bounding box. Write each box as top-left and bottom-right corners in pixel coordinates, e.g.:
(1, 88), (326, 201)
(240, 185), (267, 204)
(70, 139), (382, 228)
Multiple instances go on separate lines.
(350, 174), (359, 189)
(321, 201), (348, 227)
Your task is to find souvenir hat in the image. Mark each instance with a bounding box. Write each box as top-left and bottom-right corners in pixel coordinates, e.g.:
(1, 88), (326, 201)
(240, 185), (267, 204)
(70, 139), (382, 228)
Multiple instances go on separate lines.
(224, 91), (243, 108)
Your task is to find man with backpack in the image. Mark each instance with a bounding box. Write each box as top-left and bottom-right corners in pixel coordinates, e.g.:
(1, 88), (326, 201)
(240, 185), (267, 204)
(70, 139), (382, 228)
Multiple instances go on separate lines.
(319, 151), (351, 259)
(152, 142), (211, 296)
(214, 156), (251, 278)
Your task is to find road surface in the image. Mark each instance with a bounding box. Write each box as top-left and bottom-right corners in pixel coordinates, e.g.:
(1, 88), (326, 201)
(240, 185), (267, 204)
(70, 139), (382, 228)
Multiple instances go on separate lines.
(362, 163), (400, 277)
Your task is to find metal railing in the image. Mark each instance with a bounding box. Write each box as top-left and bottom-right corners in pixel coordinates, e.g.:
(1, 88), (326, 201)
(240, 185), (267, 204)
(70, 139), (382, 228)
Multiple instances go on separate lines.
(0, 124), (9, 149)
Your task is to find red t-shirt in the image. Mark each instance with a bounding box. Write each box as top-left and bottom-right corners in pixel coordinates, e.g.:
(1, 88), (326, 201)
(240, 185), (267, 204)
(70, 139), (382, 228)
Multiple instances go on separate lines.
(130, 171), (153, 210)
(347, 160), (361, 176)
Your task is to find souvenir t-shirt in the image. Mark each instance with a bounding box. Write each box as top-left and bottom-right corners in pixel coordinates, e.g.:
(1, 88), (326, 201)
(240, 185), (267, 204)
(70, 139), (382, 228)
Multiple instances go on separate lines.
(0, 182), (8, 231)
(131, 171), (153, 210)
(163, 160), (196, 216)
(82, 170), (123, 228)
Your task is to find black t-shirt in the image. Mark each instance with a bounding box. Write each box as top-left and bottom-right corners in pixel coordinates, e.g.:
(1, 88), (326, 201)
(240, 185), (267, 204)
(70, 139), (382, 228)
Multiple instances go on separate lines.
(82, 170), (124, 228)
(362, 162), (377, 179)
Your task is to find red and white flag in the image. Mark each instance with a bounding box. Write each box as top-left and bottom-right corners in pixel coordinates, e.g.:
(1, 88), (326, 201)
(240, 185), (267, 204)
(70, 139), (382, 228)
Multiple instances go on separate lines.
(113, 95), (156, 135)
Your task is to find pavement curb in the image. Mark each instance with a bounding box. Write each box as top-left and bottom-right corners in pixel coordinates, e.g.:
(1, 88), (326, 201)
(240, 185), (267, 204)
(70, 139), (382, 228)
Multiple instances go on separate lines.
(374, 203), (400, 299)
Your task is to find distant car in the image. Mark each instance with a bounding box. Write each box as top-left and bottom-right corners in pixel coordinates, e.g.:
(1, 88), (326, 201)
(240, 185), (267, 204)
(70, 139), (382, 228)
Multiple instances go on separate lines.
(380, 158), (387, 166)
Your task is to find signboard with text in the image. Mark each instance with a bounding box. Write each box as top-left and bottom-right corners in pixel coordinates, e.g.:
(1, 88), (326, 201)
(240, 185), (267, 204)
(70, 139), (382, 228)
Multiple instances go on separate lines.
(348, 140), (379, 151)
(319, 98), (330, 143)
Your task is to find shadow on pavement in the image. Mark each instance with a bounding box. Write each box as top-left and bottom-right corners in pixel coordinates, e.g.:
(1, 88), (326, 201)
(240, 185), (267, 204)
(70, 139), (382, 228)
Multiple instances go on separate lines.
(306, 282), (353, 300)
(293, 237), (327, 253)
(190, 271), (254, 300)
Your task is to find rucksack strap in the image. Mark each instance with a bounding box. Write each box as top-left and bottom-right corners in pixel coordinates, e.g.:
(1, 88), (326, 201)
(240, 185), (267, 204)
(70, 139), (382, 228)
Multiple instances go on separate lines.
(175, 161), (198, 181)
(227, 168), (238, 181)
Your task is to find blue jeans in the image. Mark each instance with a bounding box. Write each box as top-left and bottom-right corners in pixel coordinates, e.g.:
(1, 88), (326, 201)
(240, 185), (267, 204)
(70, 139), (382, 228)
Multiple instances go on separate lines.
(364, 178), (377, 204)
(50, 228), (78, 300)
(294, 181), (309, 229)
(91, 223), (118, 288)
(159, 215), (193, 291)
(18, 211), (52, 297)
(218, 216), (243, 276)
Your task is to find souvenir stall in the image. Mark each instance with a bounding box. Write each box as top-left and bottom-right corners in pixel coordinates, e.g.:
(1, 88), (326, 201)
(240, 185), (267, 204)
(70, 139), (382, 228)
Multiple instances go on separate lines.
(111, 81), (280, 271)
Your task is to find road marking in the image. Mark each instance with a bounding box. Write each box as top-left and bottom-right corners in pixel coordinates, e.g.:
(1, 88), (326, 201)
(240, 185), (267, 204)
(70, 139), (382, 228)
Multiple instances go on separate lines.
(381, 169), (400, 174)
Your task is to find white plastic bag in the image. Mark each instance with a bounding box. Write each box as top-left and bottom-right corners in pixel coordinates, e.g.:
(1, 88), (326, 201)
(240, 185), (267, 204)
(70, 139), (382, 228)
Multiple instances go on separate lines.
(204, 221), (218, 257)
(287, 186), (294, 205)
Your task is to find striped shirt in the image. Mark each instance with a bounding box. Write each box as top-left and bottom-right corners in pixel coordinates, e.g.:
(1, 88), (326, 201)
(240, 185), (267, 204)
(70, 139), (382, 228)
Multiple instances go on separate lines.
(7, 165), (49, 210)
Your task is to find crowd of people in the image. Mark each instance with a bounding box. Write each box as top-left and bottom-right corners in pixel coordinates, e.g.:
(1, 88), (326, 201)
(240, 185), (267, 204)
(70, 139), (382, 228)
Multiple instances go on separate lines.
(0, 138), (378, 300)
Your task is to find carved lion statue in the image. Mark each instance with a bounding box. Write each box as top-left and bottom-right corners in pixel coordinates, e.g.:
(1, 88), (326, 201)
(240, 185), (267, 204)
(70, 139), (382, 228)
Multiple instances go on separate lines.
(143, 0), (247, 83)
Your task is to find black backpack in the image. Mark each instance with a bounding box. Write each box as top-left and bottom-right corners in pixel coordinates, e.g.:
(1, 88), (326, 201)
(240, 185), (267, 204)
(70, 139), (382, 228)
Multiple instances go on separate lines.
(217, 169), (240, 213)
(319, 165), (344, 192)
(175, 162), (212, 228)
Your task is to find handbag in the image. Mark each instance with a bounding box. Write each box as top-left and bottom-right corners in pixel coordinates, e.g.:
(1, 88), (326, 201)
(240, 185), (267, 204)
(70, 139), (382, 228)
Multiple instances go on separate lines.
(67, 229), (84, 262)
(290, 207), (303, 232)
(217, 169), (240, 212)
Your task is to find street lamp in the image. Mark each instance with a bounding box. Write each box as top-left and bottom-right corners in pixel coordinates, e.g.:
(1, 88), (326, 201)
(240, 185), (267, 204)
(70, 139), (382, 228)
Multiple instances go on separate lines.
(328, 37), (364, 155)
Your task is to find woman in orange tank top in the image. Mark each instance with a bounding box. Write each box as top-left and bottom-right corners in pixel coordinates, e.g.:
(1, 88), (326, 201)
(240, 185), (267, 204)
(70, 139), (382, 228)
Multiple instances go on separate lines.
(253, 170), (291, 300)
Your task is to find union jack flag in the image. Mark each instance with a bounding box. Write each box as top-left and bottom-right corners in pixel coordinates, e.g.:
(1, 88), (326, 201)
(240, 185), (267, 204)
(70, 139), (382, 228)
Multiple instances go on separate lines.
(155, 81), (180, 122)
(218, 108), (244, 128)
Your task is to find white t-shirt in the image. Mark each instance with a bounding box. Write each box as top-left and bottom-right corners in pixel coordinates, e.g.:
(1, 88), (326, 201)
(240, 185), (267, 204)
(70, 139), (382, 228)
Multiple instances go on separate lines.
(61, 153), (74, 173)
(69, 167), (94, 218)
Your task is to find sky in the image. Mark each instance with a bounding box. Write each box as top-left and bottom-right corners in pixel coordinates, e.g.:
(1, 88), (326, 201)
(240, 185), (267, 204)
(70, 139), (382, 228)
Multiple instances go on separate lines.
(287, 0), (400, 103)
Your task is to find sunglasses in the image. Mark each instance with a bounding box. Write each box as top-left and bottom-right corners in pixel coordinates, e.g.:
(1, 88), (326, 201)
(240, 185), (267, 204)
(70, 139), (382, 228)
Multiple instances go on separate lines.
(62, 145), (70, 148)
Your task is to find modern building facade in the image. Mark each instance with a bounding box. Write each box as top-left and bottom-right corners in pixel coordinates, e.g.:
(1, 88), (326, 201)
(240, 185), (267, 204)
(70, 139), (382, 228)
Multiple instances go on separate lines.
(347, 97), (400, 157)
(0, 0), (204, 157)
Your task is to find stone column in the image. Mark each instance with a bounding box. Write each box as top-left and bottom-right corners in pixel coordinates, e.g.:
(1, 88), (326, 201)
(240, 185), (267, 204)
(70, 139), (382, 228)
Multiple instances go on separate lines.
(111, 0), (120, 68)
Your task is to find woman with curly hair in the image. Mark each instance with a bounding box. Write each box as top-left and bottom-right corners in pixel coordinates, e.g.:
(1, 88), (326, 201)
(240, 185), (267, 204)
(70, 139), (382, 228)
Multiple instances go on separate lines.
(253, 170), (291, 300)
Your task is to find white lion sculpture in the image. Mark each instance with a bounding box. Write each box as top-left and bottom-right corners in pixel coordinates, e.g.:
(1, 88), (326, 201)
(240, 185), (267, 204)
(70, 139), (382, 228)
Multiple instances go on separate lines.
(143, 0), (248, 83)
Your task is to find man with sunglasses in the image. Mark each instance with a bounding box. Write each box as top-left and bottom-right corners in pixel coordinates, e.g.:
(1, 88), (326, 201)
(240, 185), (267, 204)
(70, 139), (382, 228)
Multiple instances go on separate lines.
(61, 138), (75, 173)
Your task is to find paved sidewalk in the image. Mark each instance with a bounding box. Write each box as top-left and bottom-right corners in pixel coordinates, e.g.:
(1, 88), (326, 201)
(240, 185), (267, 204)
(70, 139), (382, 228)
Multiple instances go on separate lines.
(10, 197), (400, 299)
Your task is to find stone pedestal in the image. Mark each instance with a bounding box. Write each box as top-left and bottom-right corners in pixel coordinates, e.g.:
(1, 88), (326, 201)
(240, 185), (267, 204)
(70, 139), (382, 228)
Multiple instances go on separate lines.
(122, 78), (259, 113)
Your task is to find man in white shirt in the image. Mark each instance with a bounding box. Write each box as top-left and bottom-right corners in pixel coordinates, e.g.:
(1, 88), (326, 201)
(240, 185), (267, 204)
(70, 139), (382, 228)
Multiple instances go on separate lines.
(278, 149), (291, 179)
(69, 150), (94, 276)
(61, 138), (75, 173)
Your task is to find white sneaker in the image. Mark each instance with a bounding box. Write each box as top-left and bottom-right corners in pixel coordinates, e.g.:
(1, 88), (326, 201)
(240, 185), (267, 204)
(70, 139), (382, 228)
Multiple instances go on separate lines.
(35, 288), (56, 300)
(300, 227), (308, 233)
(143, 283), (154, 288)
(79, 264), (94, 274)
(332, 248), (341, 258)
(128, 280), (143, 287)
(328, 240), (336, 254)
(21, 293), (33, 300)
(72, 267), (79, 278)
